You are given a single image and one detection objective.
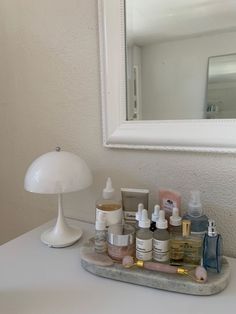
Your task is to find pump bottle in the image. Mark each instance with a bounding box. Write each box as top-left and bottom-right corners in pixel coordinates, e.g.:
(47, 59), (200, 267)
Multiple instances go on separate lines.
(182, 190), (208, 236)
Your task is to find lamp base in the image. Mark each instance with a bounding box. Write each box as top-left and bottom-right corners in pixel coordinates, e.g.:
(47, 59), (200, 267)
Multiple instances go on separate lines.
(41, 226), (83, 248)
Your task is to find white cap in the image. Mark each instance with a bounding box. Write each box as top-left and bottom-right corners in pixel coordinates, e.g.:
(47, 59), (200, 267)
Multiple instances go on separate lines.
(95, 212), (106, 231)
(152, 204), (160, 222)
(138, 209), (150, 228)
(102, 177), (115, 199)
(136, 203), (144, 221)
(156, 210), (168, 229)
(170, 207), (182, 226)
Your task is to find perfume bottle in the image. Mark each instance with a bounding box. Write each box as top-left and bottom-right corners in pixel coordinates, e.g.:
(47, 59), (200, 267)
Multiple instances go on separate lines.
(203, 220), (223, 273)
(170, 220), (202, 266)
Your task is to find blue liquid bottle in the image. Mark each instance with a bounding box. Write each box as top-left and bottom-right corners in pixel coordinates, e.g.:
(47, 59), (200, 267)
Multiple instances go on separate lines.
(203, 220), (223, 273)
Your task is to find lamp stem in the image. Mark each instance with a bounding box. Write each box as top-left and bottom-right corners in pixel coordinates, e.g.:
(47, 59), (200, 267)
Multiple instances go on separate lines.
(53, 193), (69, 235)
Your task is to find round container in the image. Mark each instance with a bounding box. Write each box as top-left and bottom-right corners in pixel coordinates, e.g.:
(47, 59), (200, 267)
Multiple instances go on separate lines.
(96, 200), (123, 227)
(107, 224), (135, 261)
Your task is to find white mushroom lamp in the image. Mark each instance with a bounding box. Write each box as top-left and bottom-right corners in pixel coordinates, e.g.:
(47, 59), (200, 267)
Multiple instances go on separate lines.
(24, 147), (92, 248)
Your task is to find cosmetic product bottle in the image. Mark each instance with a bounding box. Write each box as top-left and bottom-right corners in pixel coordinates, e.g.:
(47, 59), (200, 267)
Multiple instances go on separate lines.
(135, 203), (144, 231)
(96, 177), (123, 228)
(136, 209), (153, 261)
(182, 190), (208, 236)
(203, 219), (223, 273)
(150, 204), (160, 232)
(153, 210), (170, 263)
(171, 220), (202, 266)
(94, 212), (107, 254)
(121, 188), (149, 224)
(169, 207), (182, 236)
(159, 189), (181, 222)
(107, 224), (135, 261)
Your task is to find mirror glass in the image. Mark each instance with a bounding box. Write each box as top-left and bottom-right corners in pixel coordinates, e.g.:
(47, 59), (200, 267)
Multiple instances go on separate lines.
(125, 0), (236, 120)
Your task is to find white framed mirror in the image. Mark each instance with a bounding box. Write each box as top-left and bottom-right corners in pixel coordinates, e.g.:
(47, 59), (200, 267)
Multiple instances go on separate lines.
(98, 0), (236, 153)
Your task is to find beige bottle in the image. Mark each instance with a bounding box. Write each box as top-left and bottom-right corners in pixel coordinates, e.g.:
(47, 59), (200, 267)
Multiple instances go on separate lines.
(96, 177), (123, 227)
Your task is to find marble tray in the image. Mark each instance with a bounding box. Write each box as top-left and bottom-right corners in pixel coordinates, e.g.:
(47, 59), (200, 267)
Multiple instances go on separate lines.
(81, 246), (230, 296)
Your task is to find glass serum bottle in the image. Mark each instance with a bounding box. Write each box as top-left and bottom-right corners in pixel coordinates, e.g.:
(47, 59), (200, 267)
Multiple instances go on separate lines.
(203, 220), (223, 273)
(170, 220), (202, 266)
(135, 203), (144, 231)
(95, 212), (107, 254)
(136, 209), (153, 261)
(169, 207), (182, 236)
(153, 210), (170, 263)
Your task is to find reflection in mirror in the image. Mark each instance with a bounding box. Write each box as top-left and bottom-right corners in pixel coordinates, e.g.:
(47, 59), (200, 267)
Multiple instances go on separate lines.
(206, 54), (236, 119)
(125, 0), (236, 121)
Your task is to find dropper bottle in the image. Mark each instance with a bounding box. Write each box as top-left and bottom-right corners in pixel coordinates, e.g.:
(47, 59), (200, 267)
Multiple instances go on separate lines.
(135, 203), (144, 231)
(169, 207), (182, 236)
(153, 210), (170, 263)
(150, 204), (160, 232)
(96, 177), (122, 227)
(182, 190), (208, 236)
(136, 209), (153, 261)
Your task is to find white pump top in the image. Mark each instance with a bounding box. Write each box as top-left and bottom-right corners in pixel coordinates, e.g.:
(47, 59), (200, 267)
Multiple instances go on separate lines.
(138, 209), (150, 228)
(156, 210), (168, 229)
(152, 204), (160, 222)
(136, 203), (144, 221)
(102, 177), (115, 199)
(170, 207), (182, 226)
(188, 190), (203, 217)
(95, 211), (106, 231)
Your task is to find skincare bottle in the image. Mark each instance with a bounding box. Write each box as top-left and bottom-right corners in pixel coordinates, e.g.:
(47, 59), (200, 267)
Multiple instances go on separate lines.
(159, 189), (181, 222)
(153, 210), (170, 263)
(96, 177), (123, 227)
(182, 190), (208, 236)
(203, 220), (223, 273)
(136, 209), (153, 261)
(169, 207), (182, 236)
(170, 220), (202, 266)
(150, 204), (160, 232)
(95, 212), (107, 254)
(135, 203), (144, 231)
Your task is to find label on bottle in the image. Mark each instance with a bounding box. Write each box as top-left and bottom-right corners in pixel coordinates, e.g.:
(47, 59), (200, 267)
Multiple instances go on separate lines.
(153, 239), (169, 262)
(136, 238), (152, 261)
(96, 207), (122, 227)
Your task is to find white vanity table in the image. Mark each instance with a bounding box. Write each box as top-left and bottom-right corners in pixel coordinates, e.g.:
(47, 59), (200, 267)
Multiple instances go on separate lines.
(0, 218), (235, 314)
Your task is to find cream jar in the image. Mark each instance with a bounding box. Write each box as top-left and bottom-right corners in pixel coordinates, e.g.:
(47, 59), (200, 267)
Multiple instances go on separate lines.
(107, 224), (135, 261)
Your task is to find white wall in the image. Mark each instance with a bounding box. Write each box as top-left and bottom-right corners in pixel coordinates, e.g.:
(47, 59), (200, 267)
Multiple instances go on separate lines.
(1, 0), (236, 257)
(141, 31), (236, 120)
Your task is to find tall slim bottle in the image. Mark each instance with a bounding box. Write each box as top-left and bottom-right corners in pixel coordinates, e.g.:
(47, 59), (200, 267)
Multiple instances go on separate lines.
(136, 209), (153, 261)
(153, 210), (170, 263)
(203, 220), (223, 273)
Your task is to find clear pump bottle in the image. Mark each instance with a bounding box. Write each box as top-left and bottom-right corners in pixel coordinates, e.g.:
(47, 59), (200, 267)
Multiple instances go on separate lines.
(203, 220), (223, 273)
(182, 191), (208, 236)
(136, 209), (153, 261)
(153, 210), (170, 263)
(150, 204), (160, 232)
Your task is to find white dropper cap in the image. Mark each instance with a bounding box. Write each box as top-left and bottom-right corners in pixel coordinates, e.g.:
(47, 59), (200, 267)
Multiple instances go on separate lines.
(188, 190), (203, 217)
(156, 210), (168, 229)
(170, 207), (182, 226)
(102, 177), (115, 199)
(138, 209), (150, 228)
(95, 211), (106, 231)
(152, 204), (160, 222)
(136, 203), (144, 221)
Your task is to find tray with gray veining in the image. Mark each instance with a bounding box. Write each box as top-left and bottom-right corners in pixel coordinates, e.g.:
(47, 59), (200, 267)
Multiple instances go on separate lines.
(80, 245), (230, 296)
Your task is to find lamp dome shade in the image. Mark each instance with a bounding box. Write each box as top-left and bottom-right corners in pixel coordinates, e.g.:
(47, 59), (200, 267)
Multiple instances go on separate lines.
(24, 150), (93, 194)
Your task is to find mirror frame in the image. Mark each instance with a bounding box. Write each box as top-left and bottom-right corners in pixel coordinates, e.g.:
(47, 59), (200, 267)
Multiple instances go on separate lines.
(98, 0), (236, 153)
